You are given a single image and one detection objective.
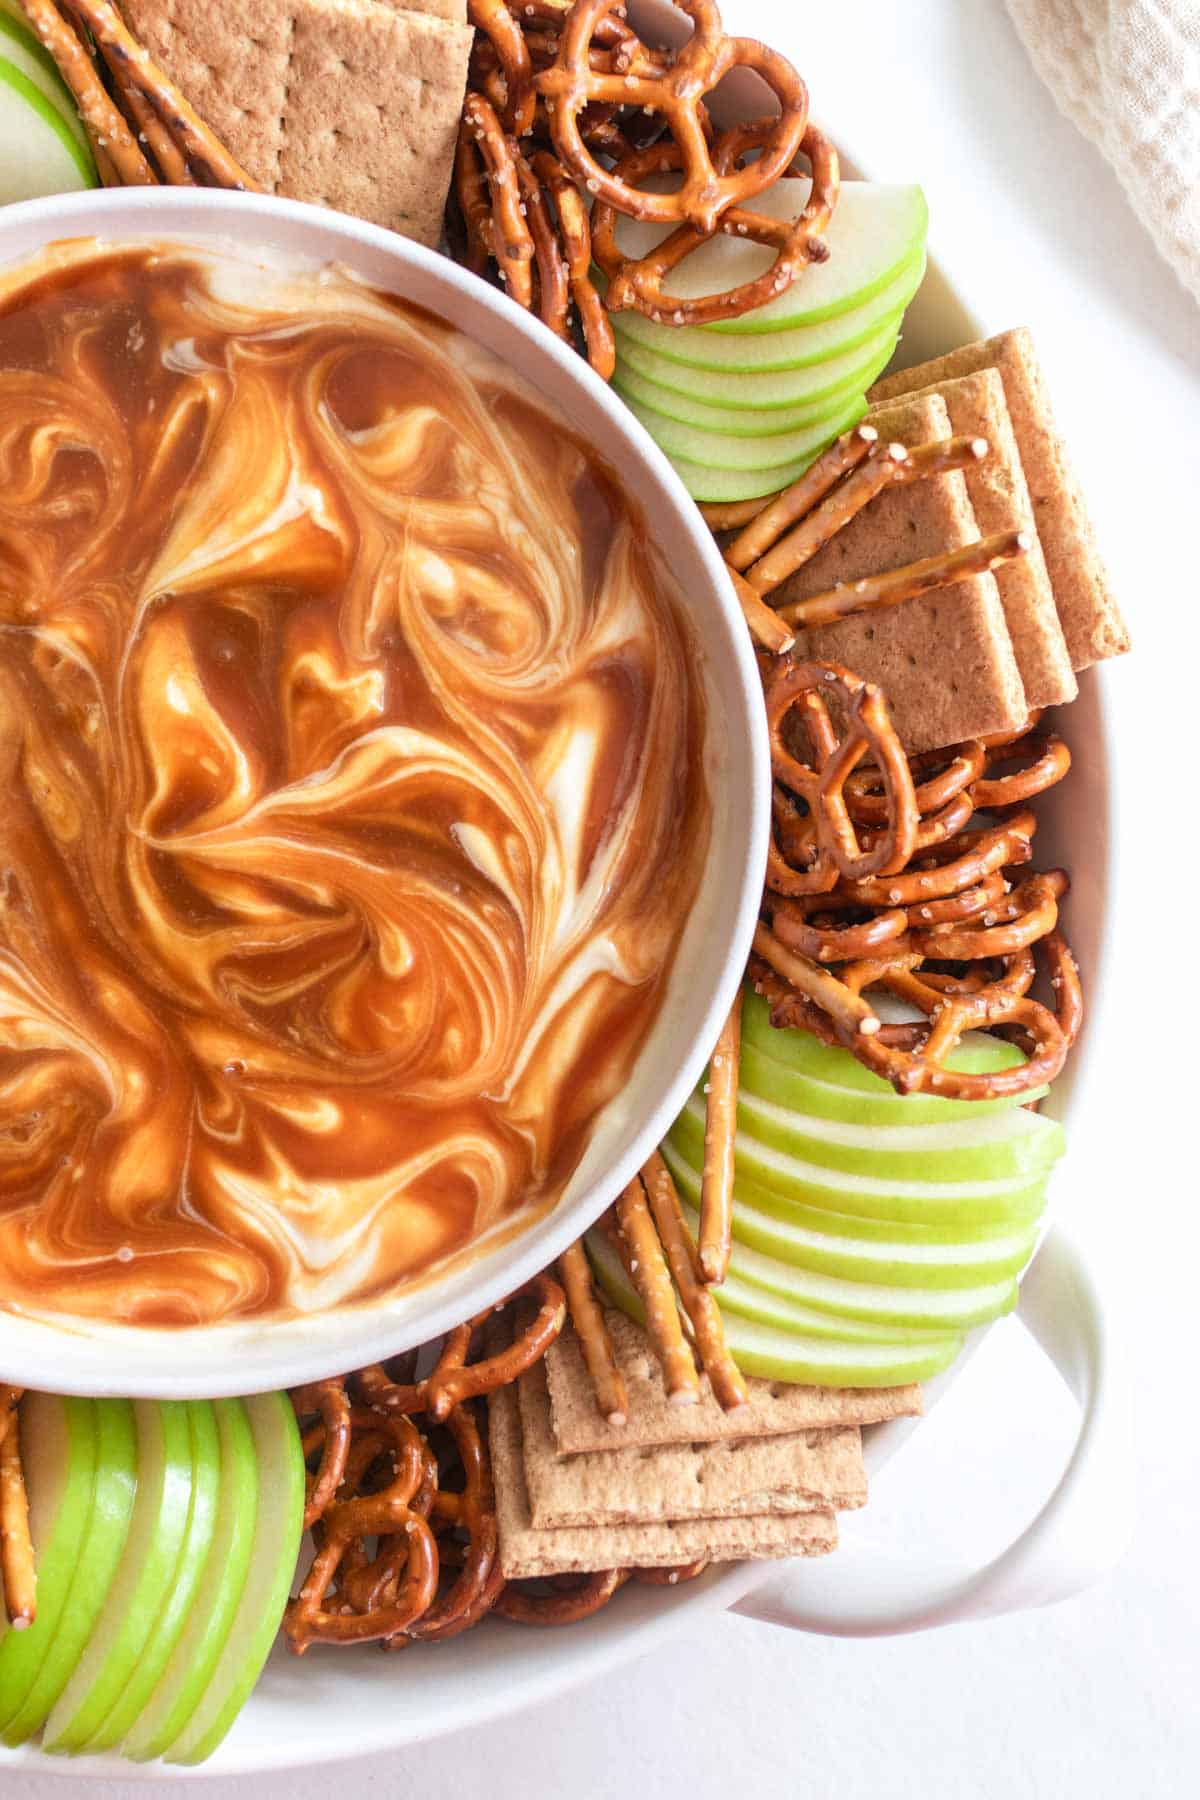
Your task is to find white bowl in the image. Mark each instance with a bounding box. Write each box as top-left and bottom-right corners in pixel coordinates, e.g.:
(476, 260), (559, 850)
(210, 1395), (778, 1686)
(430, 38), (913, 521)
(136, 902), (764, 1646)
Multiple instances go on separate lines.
(0, 185), (770, 1400)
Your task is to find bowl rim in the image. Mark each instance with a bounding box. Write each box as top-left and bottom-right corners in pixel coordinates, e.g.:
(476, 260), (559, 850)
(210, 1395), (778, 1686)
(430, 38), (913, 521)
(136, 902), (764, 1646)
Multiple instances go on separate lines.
(0, 185), (771, 1398)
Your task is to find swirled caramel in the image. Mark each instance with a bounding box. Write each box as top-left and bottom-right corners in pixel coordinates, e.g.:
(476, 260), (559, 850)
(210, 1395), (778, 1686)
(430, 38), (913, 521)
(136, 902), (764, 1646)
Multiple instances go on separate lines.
(0, 242), (710, 1327)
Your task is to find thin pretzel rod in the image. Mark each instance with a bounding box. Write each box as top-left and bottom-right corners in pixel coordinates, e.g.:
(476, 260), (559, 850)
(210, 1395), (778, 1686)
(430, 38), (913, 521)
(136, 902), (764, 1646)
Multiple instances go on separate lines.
(1, 1402), (35, 1629)
(728, 566), (795, 654)
(19, 0), (156, 184)
(59, 0), (192, 184)
(610, 1183), (700, 1406)
(776, 530), (1032, 629)
(697, 993), (741, 1286)
(64, 0), (259, 188)
(557, 1240), (628, 1425)
(743, 441), (909, 595)
(892, 434), (990, 486)
(724, 425), (881, 571)
(0, 1386), (20, 1448)
(641, 1152), (747, 1411)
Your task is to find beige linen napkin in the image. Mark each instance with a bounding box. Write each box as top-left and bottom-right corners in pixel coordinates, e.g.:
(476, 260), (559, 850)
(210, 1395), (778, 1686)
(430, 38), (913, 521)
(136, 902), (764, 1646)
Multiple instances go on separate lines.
(1005, 0), (1200, 303)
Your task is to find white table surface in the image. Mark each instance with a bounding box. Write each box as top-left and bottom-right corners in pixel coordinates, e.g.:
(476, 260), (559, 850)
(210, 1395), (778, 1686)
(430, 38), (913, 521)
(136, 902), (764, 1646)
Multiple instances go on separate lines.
(6, 2), (1199, 1795)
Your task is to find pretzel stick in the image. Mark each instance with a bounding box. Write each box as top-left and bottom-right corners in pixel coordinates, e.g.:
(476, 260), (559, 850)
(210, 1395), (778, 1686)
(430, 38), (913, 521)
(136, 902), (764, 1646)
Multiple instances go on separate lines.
(892, 434), (990, 486)
(753, 921), (883, 1040)
(557, 1240), (628, 1426)
(776, 530), (1032, 629)
(19, 0), (155, 184)
(1, 1402), (35, 1629)
(641, 1152), (747, 1411)
(697, 994), (741, 1285)
(741, 442), (910, 594)
(724, 425), (881, 570)
(610, 1182), (700, 1406)
(63, 0), (258, 189)
(0, 1386), (19, 1448)
(60, 1), (191, 184)
(729, 566), (794, 655)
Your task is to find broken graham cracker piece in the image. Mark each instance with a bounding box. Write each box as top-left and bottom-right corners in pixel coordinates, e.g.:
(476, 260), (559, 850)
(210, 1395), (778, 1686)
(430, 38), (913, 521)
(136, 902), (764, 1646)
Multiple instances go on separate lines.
(120, 0), (472, 247)
(772, 392), (1028, 752)
(871, 330), (1129, 670)
(488, 1379), (837, 1578)
(519, 1358), (866, 1527)
(913, 370), (1077, 712)
(546, 1309), (921, 1457)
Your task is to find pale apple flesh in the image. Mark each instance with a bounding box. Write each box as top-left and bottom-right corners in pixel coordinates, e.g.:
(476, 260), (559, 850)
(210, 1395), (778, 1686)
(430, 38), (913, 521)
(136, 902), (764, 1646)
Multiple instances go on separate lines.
(166, 1391), (305, 1766)
(42, 1400), (197, 1754)
(87, 1402), (223, 1750)
(0, 1397), (97, 1737)
(2, 1399), (137, 1748)
(122, 1399), (259, 1763)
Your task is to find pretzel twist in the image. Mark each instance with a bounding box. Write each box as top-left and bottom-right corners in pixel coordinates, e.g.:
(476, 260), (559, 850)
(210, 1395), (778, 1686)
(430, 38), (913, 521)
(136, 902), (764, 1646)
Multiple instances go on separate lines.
(286, 1409), (439, 1651)
(356, 1273), (566, 1424)
(537, 0), (808, 234)
(592, 121), (839, 326)
(457, 92), (536, 307)
(764, 658), (920, 894)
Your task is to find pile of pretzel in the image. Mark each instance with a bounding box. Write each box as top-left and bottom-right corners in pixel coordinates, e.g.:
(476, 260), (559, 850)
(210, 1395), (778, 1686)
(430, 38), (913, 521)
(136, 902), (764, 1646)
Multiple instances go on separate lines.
(288, 1272), (709, 1650)
(16, 0), (255, 188)
(455, 0), (837, 373)
(1, 1385), (35, 1632)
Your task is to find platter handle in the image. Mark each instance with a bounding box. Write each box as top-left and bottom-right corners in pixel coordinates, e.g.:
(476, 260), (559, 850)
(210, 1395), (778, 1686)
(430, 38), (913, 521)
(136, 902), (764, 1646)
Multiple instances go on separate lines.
(732, 1223), (1134, 1635)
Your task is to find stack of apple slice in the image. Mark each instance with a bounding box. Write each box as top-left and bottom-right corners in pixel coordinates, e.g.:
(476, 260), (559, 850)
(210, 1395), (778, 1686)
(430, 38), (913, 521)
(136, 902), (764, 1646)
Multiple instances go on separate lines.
(0, 1391), (303, 1765)
(608, 182), (929, 503)
(0, 0), (96, 204)
(588, 991), (1063, 1386)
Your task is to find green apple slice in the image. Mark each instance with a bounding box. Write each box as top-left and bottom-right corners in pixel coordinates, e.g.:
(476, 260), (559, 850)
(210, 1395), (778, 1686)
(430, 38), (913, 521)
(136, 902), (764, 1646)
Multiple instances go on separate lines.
(739, 1041), (1045, 1127)
(676, 1087), (1064, 1186)
(2, 1399), (137, 1746)
(622, 387), (867, 472)
(123, 1399), (259, 1763)
(662, 1137), (1044, 1248)
(0, 58), (96, 200)
(613, 319), (900, 418)
(0, 12), (89, 153)
(610, 182), (927, 335)
(665, 1105), (1047, 1227)
(614, 331), (898, 435)
(86, 1402), (221, 1750)
(43, 1400), (195, 1755)
(587, 1228), (963, 1386)
(0, 1398), (97, 1735)
(660, 449), (845, 504)
(740, 989), (1032, 1089)
(612, 252), (925, 371)
(166, 1390), (305, 1766)
(660, 1132), (1040, 1287)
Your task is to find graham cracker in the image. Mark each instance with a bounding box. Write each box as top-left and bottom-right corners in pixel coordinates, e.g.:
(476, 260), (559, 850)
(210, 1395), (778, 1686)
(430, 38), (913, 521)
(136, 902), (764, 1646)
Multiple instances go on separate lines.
(518, 1360), (866, 1527)
(871, 330), (1129, 670)
(910, 370), (1076, 711)
(545, 1311), (922, 1457)
(774, 393), (1028, 751)
(488, 1380), (838, 1578)
(120, 0), (472, 248)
